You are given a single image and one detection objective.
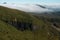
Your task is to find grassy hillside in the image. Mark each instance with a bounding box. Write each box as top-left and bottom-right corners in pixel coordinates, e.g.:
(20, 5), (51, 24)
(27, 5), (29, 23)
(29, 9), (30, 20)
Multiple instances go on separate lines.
(0, 6), (44, 26)
(0, 6), (59, 40)
(0, 20), (34, 40)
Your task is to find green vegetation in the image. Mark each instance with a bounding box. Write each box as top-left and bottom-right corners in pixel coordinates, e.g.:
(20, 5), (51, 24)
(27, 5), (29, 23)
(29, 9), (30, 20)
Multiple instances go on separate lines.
(0, 6), (60, 40)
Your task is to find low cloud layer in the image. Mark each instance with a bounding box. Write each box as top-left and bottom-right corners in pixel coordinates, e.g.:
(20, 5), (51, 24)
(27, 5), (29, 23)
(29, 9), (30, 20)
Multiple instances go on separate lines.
(0, 4), (60, 13)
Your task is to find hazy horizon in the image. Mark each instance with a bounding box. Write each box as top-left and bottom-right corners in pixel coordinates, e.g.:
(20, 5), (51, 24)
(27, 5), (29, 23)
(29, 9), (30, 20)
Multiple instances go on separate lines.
(0, 0), (60, 5)
(0, 0), (60, 13)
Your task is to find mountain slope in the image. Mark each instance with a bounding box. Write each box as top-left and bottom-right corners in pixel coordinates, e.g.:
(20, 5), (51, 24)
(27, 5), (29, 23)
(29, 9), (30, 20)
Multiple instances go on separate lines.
(0, 6), (60, 40)
(0, 6), (45, 26)
(0, 20), (35, 40)
(0, 6), (49, 40)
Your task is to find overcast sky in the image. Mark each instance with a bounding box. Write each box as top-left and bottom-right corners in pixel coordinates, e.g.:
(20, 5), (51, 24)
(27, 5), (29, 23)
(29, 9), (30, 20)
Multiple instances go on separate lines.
(0, 0), (60, 5)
